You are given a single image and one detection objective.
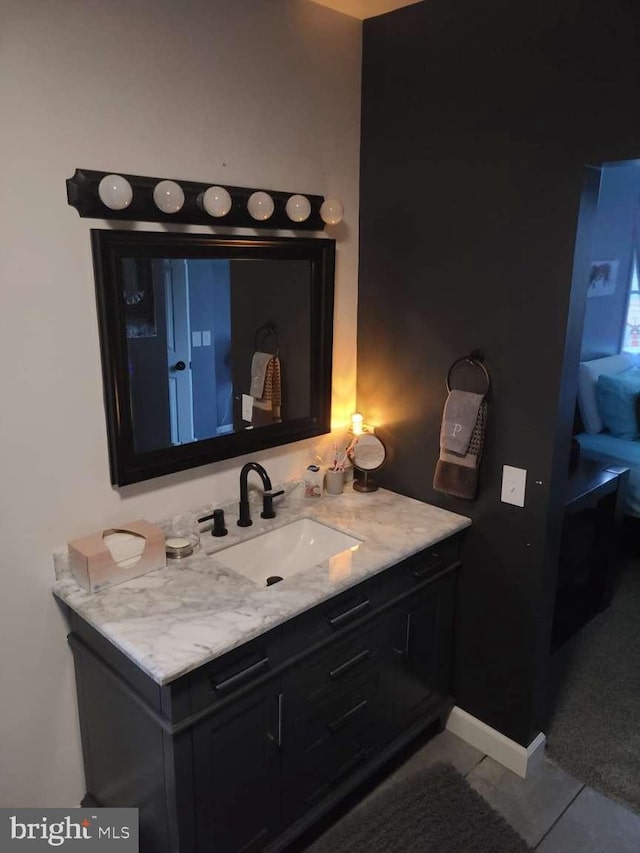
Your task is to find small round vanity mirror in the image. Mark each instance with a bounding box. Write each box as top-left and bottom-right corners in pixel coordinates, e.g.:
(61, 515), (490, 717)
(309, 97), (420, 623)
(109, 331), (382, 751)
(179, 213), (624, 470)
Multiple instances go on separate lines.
(351, 434), (386, 493)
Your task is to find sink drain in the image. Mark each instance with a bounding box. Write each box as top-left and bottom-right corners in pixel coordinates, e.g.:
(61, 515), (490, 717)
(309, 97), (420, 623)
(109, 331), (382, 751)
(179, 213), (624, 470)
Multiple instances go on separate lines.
(266, 575), (283, 586)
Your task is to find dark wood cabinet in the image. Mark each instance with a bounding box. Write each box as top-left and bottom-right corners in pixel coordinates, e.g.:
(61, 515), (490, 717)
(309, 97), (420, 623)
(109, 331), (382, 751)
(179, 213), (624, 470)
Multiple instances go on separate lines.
(66, 536), (461, 853)
(390, 576), (455, 729)
(552, 460), (628, 650)
(193, 681), (282, 852)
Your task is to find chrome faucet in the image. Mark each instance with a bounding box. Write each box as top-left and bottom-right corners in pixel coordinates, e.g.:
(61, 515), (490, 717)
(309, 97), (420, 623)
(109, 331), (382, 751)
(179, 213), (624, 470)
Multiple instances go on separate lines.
(237, 462), (284, 527)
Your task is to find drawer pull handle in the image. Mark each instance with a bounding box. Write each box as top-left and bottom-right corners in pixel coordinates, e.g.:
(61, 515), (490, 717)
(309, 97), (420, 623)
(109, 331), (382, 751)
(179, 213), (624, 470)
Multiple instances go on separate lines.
(411, 553), (442, 578)
(268, 692), (284, 748)
(329, 649), (371, 680)
(405, 613), (412, 657)
(393, 613), (412, 659)
(277, 692), (284, 748)
(329, 749), (367, 784)
(212, 656), (269, 693)
(328, 599), (370, 628)
(328, 699), (369, 733)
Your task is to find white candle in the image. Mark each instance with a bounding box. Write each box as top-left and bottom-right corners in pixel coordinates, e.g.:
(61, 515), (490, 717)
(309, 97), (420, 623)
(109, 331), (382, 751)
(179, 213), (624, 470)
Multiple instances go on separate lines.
(166, 537), (191, 549)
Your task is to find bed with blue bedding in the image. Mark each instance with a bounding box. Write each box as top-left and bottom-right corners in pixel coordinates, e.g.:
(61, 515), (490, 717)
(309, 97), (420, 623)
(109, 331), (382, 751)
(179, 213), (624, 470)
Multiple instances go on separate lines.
(575, 353), (640, 517)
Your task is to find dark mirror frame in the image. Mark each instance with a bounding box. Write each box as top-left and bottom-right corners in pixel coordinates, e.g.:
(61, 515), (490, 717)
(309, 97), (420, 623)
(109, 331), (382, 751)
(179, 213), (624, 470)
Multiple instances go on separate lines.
(91, 229), (335, 486)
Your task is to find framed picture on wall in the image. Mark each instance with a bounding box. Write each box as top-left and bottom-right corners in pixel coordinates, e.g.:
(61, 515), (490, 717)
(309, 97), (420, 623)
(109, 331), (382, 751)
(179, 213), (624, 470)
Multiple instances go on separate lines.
(587, 260), (619, 298)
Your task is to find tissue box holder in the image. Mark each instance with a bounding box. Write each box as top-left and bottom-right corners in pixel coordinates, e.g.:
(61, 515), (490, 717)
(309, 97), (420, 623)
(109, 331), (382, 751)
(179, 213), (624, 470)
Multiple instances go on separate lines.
(68, 520), (166, 593)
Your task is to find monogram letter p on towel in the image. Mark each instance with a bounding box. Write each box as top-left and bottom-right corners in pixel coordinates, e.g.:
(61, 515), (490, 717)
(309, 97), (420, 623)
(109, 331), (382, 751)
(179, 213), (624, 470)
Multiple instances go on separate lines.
(434, 389), (487, 500)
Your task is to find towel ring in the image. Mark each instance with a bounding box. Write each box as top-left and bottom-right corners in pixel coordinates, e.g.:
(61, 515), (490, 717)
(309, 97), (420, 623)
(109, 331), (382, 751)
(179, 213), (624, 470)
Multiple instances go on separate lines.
(254, 322), (279, 356)
(446, 352), (491, 396)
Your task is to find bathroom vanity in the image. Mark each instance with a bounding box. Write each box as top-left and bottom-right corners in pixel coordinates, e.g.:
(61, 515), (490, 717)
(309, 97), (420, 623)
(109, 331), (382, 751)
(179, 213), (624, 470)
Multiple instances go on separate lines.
(53, 486), (470, 853)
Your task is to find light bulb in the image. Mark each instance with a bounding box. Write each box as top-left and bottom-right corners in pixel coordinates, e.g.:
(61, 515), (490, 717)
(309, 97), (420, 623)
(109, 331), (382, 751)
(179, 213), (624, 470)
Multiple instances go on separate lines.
(350, 412), (364, 436)
(320, 198), (344, 225)
(97, 174), (133, 211)
(153, 180), (185, 214)
(247, 191), (274, 221)
(285, 194), (311, 223)
(202, 186), (232, 218)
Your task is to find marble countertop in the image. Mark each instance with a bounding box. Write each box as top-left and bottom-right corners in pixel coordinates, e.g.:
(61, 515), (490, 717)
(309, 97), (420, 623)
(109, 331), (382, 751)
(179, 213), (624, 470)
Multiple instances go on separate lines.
(53, 484), (470, 685)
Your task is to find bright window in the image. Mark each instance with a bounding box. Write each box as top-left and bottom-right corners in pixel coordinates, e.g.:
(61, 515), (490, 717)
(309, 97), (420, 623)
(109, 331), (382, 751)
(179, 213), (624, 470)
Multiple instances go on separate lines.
(622, 251), (640, 353)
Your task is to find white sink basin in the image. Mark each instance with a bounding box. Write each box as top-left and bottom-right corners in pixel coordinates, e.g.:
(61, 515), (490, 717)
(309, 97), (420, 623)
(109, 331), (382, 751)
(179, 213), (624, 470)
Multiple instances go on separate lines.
(212, 518), (363, 586)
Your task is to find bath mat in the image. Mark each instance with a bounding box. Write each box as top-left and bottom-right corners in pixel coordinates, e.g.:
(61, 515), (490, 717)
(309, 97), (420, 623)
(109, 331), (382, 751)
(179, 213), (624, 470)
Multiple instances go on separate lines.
(306, 761), (532, 852)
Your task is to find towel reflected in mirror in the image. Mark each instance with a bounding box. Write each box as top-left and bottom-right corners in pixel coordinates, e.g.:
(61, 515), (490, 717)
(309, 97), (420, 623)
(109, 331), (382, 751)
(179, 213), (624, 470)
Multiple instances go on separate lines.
(250, 351), (282, 426)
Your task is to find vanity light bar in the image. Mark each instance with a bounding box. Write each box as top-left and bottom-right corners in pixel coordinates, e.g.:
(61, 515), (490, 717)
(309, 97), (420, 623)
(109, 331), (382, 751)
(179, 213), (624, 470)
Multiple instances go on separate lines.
(66, 168), (330, 231)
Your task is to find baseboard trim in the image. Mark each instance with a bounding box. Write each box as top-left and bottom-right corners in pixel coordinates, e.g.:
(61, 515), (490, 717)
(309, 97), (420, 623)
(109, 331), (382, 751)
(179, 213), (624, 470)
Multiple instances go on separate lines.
(446, 706), (546, 778)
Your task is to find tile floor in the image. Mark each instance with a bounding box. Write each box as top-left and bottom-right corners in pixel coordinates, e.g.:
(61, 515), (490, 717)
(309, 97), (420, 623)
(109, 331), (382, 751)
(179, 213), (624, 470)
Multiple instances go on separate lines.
(306, 730), (640, 851)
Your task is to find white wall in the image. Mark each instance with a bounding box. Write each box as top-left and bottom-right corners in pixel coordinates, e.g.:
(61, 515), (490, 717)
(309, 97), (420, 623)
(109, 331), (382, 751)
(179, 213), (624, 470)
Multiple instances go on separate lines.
(0, 0), (361, 807)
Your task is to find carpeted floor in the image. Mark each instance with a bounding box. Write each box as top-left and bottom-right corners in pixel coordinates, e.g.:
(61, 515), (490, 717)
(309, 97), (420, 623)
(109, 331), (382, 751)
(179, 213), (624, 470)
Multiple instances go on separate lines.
(546, 556), (640, 814)
(306, 762), (532, 853)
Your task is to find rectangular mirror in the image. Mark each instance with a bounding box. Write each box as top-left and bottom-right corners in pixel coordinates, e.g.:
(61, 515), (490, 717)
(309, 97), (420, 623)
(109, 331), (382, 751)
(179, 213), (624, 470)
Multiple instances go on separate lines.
(91, 230), (335, 485)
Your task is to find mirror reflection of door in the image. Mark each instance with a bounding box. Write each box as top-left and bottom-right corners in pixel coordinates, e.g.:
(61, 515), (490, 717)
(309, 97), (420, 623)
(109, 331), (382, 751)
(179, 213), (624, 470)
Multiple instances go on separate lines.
(125, 258), (233, 453)
(165, 259), (194, 445)
(165, 258), (234, 446)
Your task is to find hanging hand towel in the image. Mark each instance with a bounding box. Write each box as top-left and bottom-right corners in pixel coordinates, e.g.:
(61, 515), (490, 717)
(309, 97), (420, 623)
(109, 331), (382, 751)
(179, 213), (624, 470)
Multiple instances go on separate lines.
(252, 355), (282, 426)
(440, 389), (484, 455)
(433, 392), (487, 500)
(250, 352), (273, 398)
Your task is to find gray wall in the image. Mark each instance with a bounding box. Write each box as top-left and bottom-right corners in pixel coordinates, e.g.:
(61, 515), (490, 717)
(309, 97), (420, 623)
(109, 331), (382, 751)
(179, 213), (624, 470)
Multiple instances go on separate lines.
(359, 0), (640, 746)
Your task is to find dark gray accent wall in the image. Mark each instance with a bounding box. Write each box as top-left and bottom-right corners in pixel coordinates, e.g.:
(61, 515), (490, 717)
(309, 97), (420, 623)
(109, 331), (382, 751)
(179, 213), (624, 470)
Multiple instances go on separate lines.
(126, 259), (171, 454)
(359, 0), (640, 745)
(230, 260), (312, 429)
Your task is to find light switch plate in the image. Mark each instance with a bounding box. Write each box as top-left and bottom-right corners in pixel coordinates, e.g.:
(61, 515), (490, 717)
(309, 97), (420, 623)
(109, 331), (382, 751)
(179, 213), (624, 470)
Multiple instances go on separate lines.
(501, 465), (527, 507)
(242, 394), (253, 422)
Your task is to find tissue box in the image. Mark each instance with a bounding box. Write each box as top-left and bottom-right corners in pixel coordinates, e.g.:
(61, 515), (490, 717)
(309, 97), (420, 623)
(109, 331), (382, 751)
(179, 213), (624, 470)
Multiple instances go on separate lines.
(68, 520), (166, 593)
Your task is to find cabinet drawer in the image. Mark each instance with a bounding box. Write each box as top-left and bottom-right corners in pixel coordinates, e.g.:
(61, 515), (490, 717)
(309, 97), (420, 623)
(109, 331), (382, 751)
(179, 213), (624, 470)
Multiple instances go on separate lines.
(384, 536), (460, 601)
(288, 721), (383, 818)
(290, 672), (383, 760)
(277, 574), (388, 661)
(189, 638), (272, 712)
(284, 622), (384, 713)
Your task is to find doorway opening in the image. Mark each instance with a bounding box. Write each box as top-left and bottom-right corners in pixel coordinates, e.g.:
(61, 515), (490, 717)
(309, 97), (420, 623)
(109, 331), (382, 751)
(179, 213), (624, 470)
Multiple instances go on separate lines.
(546, 158), (640, 815)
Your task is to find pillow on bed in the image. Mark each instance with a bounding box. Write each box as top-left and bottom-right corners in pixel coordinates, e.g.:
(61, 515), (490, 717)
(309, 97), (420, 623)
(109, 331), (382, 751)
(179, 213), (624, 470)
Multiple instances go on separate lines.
(577, 354), (635, 433)
(595, 370), (640, 439)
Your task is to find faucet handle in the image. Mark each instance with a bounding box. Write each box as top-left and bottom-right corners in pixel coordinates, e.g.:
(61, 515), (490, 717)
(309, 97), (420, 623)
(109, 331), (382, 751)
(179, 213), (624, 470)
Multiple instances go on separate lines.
(212, 509), (228, 537)
(198, 509), (228, 536)
(261, 489), (285, 520)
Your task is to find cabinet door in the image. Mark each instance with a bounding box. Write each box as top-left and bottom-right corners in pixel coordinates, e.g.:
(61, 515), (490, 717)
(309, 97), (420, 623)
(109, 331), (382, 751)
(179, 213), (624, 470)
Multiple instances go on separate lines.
(390, 573), (455, 729)
(193, 682), (281, 853)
